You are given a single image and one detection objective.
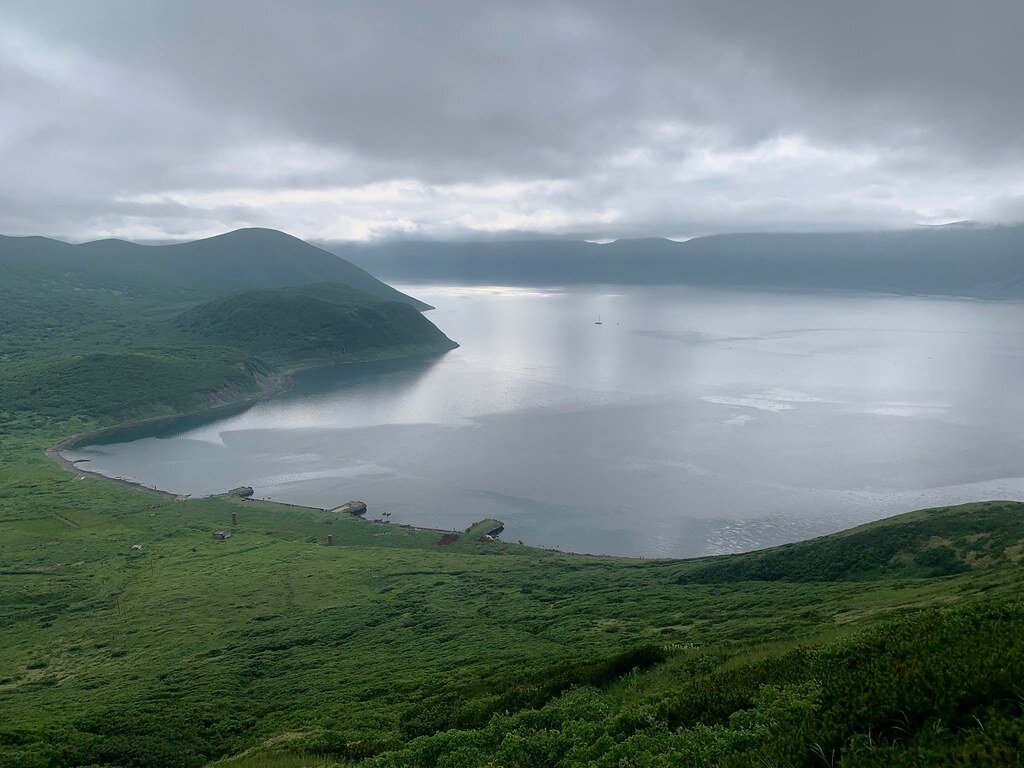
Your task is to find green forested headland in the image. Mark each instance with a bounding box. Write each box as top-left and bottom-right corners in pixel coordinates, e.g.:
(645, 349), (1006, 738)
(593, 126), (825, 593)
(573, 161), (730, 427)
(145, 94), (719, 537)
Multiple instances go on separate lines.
(2, 230), (1023, 768)
(174, 283), (455, 367)
(0, 229), (456, 422)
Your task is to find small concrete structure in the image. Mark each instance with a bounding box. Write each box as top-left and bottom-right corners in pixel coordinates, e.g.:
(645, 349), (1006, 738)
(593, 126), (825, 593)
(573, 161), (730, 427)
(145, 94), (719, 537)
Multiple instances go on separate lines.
(328, 500), (368, 516)
(130, 544), (143, 551)
(212, 530), (232, 540)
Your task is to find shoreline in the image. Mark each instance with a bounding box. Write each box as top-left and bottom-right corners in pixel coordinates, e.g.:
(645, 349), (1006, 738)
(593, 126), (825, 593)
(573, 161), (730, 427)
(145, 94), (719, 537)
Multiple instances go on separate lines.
(47, 367), (302, 498)
(48, 339), (1008, 562)
(49, 342), (459, 453)
(44, 346), (497, 545)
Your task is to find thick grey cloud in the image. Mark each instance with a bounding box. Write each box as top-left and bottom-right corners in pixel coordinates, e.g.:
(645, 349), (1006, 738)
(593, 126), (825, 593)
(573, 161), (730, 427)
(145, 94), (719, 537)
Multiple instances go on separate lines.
(1, 1), (1022, 241)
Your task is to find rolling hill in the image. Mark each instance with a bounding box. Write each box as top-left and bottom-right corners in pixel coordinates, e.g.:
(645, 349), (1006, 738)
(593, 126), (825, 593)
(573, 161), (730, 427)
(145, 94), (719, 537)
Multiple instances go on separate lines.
(173, 282), (457, 366)
(678, 500), (1024, 583)
(0, 227), (430, 308)
(0, 229), (456, 423)
(0, 348), (272, 423)
(0, 227), (436, 363)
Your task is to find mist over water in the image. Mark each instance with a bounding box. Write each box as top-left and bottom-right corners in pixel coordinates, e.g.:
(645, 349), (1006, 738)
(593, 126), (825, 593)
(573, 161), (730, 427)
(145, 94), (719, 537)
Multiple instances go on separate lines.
(68, 285), (1024, 557)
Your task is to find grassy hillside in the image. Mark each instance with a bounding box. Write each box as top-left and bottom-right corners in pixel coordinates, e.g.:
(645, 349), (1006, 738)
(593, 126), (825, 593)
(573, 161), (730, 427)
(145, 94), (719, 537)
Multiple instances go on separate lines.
(2, 422), (1023, 768)
(0, 228), (455, 426)
(0, 349), (272, 424)
(174, 283), (456, 367)
(360, 599), (1024, 767)
(0, 283), (455, 427)
(0, 228), (432, 365)
(678, 501), (1024, 583)
(0, 274), (174, 363)
(0, 228), (429, 309)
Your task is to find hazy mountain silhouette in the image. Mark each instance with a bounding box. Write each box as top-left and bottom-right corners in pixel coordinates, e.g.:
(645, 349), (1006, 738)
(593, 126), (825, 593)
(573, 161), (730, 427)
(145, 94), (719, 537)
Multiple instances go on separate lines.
(328, 225), (1024, 299)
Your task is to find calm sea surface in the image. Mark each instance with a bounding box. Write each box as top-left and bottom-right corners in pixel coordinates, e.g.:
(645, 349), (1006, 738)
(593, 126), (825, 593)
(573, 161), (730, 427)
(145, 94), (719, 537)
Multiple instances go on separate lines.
(66, 285), (1024, 557)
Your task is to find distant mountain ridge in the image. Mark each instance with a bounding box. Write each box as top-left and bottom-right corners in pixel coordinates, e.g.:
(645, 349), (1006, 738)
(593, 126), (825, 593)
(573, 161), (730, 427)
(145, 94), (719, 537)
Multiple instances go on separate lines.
(0, 227), (430, 309)
(329, 225), (1024, 299)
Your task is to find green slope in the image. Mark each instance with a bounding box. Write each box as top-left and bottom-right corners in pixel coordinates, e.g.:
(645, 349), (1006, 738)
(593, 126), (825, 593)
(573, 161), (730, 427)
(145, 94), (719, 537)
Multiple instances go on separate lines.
(678, 501), (1024, 583)
(173, 283), (456, 367)
(2, 425), (1023, 768)
(0, 349), (272, 423)
(0, 228), (434, 364)
(0, 229), (455, 424)
(362, 598), (1024, 767)
(0, 228), (430, 308)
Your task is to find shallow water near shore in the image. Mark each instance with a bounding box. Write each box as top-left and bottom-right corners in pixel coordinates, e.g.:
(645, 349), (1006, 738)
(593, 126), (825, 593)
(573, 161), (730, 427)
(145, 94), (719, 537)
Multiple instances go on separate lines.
(65, 284), (1024, 557)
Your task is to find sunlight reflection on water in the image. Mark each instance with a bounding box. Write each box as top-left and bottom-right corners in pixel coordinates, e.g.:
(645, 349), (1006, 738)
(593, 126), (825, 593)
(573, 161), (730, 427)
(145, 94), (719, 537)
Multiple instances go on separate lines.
(68, 285), (1024, 557)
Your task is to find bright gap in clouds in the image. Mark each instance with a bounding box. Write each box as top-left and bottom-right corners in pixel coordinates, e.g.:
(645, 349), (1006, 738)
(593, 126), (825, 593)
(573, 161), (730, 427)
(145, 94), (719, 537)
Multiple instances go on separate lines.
(104, 132), (997, 242)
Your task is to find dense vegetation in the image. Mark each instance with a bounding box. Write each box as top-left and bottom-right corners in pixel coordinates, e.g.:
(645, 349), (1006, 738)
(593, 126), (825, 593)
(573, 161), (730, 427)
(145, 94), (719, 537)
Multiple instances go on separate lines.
(0, 228), (435, 368)
(0, 349), (271, 423)
(1, 228), (1023, 767)
(175, 283), (456, 367)
(0, 229), (455, 422)
(4, 433), (1023, 768)
(677, 503), (1024, 583)
(0, 228), (429, 312)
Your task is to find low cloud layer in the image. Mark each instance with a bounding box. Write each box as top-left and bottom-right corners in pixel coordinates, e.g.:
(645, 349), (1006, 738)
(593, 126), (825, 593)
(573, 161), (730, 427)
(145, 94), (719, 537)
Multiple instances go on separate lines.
(2, 1), (1023, 241)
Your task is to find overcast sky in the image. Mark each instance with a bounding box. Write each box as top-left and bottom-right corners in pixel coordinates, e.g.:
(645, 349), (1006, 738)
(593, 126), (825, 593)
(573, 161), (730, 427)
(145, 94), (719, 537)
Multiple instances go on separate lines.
(2, 1), (1023, 242)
